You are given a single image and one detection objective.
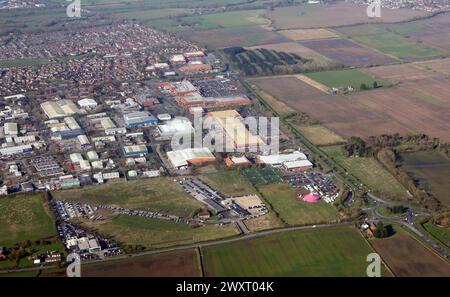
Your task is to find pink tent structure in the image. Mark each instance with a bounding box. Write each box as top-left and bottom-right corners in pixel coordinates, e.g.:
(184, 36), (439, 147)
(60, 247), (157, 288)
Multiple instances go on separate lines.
(303, 193), (321, 203)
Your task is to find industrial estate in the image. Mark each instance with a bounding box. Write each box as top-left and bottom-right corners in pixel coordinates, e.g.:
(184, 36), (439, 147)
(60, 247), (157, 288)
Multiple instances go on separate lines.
(0, 0), (449, 278)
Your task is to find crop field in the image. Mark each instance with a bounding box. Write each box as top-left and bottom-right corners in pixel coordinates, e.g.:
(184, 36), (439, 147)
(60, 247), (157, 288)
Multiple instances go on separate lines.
(267, 2), (427, 30)
(300, 38), (397, 66)
(0, 193), (57, 247)
(295, 124), (345, 146)
(252, 72), (450, 142)
(414, 58), (450, 76)
(81, 215), (239, 249)
(203, 226), (388, 276)
(81, 249), (201, 277)
(371, 231), (450, 276)
(199, 170), (257, 197)
(182, 26), (288, 49)
(279, 28), (338, 41)
(364, 63), (437, 84)
(243, 166), (283, 185)
(305, 69), (385, 91)
(400, 151), (450, 206)
(257, 183), (341, 225)
(322, 145), (408, 201)
(52, 178), (203, 217)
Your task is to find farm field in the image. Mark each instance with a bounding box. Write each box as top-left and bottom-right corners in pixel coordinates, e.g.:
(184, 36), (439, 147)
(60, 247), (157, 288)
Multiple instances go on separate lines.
(81, 249), (201, 277)
(322, 146), (408, 201)
(252, 72), (450, 142)
(300, 38), (397, 66)
(267, 2), (428, 30)
(364, 63), (437, 84)
(400, 151), (450, 206)
(0, 193), (57, 247)
(80, 215), (239, 249)
(199, 170), (257, 197)
(294, 124), (345, 146)
(371, 229), (450, 276)
(305, 69), (386, 91)
(279, 28), (338, 41)
(203, 226), (388, 276)
(182, 26), (288, 49)
(415, 57), (450, 76)
(52, 178), (203, 217)
(257, 183), (341, 225)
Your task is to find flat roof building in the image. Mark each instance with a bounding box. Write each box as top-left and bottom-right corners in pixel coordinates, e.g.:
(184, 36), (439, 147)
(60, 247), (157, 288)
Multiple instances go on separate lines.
(4, 122), (18, 136)
(157, 118), (193, 137)
(123, 111), (157, 128)
(41, 100), (80, 119)
(167, 147), (215, 169)
(123, 145), (148, 157)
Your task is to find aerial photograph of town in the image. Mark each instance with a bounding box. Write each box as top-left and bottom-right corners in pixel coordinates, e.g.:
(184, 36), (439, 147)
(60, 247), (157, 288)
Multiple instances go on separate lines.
(0, 0), (449, 287)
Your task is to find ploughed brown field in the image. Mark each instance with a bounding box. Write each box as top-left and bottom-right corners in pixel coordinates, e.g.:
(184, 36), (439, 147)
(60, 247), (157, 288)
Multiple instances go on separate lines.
(371, 233), (450, 277)
(252, 64), (450, 142)
(267, 2), (428, 30)
(82, 249), (201, 277)
(299, 38), (397, 67)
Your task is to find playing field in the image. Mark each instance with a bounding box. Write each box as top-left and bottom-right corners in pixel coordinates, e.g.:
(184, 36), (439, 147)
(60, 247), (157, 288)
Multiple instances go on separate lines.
(52, 178), (203, 217)
(199, 170), (257, 197)
(80, 215), (239, 249)
(0, 193), (57, 247)
(257, 183), (341, 226)
(243, 166), (283, 185)
(322, 145), (408, 201)
(400, 151), (450, 206)
(371, 228), (450, 276)
(305, 69), (385, 91)
(203, 225), (388, 276)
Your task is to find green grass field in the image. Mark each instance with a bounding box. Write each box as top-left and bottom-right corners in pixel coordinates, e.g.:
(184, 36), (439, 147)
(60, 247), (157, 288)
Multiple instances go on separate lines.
(199, 170), (257, 197)
(81, 215), (239, 249)
(422, 221), (450, 248)
(243, 166), (283, 185)
(322, 145), (409, 201)
(52, 178), (203, 217)
(305, 69), (385, 91)
(0, 58), (49, 68)
(0, 193), (57, 247)
(203, 225), (389, 276)
(257, 183), (341, 225)
(352, 30), (444, 59)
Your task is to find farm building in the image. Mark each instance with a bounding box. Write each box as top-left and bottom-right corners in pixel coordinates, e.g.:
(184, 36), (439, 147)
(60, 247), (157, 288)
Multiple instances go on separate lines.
(123, 111), (157, 128)
(41, 100), (80, 119)
(123, 144), (148, 157)
(167, 147), (215, 169)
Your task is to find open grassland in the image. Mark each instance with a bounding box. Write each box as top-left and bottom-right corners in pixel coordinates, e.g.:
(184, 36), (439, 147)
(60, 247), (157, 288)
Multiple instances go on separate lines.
(279, 28), (338, 41)
(267, 2), (427, 30)
(371, 228), (450, 276)
(52, 178), (203, 217)
(305, 69), (385, 91)
(203, 226), (388, 276)
(295, 124), (345, 146)
(199, 170), (257, 197)
(80, 215), (239, 249)
(81, 249), (201, 277)
(400, 151), (450, 206)
(322, 145), (408, 201)
(257, 183), (341, 225)
(0, 193), (56, 247)
(421, 221), (450, 248)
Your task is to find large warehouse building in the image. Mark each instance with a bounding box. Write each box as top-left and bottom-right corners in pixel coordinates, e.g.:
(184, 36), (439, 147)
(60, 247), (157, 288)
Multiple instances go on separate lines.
(41, 100), (80, 119)
(123, 111), (158, 128)
(167, 147), (215, 169)
(157, 117), (193, 138)
(208, 110), (264, 151)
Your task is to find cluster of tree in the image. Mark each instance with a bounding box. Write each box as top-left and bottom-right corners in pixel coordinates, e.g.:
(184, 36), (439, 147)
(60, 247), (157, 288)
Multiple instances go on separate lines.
(360, 81), (381, 90)
(122, 245), (146, 254)
(223, 47), (341, 76)
(284, 112), (321, 125)
(432, 211), (450, 228)
(373, 221), (394, 238)
(343, 136), (368, 157)
(0, 238), (58, 266)
(386, 205), (408, 214)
